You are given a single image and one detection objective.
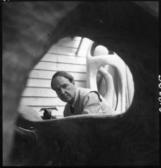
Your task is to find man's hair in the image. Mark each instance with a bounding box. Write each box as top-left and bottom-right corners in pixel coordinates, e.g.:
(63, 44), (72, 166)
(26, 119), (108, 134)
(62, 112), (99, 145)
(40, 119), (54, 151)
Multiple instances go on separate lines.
(51, 71), (75, 89)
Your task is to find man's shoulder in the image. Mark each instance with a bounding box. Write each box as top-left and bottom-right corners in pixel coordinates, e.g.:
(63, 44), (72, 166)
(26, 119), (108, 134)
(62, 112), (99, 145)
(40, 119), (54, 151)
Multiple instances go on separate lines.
(77, 87), (99, 98)
(77, 87), (91, 95)
(78, 87), (90, 92)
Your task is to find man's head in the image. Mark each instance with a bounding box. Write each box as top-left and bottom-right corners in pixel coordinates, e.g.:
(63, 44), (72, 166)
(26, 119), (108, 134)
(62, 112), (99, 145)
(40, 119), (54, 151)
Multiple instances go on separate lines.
(51, 71), (76, 103)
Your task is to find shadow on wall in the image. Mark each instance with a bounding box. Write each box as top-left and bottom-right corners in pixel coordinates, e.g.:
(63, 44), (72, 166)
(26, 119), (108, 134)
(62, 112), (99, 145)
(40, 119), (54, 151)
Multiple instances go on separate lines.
(3, 1), (159, 166)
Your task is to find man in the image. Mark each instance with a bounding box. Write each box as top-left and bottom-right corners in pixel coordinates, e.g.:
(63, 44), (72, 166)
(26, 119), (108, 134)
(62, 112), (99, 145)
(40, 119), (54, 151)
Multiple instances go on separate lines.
(51, 71), (114, 117)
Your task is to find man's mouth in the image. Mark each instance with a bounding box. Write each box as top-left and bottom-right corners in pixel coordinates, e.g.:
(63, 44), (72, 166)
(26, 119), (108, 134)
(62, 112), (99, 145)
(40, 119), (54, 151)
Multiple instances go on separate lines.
(61, 94), (70, 100)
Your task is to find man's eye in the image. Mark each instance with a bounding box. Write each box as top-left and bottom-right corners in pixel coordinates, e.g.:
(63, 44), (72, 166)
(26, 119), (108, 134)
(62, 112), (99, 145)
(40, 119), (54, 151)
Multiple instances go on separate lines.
(62, 84), (68, 88)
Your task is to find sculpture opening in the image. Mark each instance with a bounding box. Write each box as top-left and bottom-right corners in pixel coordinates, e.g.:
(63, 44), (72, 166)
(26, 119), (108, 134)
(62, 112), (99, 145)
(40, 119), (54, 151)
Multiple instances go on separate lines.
(3, 1), (158, 165)
(19, 36), (135, 117)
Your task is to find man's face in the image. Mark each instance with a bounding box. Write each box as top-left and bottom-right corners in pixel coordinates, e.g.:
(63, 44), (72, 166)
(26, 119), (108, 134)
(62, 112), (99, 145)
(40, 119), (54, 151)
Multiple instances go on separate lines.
(52, 76), (76, 103)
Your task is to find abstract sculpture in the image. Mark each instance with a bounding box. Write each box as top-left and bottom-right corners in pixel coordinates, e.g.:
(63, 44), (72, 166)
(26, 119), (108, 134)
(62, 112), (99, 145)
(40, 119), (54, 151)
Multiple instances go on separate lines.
(82, 38), (134, 115)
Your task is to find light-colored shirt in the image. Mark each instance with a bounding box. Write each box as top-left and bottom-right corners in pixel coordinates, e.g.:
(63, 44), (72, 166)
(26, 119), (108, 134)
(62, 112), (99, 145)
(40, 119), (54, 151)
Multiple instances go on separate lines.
(64, 87), (114, 117)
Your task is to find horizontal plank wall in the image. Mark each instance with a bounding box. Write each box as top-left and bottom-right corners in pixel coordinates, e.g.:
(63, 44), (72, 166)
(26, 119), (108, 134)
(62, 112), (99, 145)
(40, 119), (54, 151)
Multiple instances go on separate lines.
(20, 37), (88, 117)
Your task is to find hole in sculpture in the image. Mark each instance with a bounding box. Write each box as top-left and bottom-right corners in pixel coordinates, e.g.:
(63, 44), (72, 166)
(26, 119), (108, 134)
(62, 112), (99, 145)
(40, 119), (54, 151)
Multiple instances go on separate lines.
(20, 36), (134, 118)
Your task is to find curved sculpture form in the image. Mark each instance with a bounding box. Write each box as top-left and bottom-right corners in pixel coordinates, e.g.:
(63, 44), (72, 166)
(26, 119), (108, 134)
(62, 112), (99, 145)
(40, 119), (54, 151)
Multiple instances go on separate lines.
(84, 38), (134, 115)
(98, 66), (117, 111)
